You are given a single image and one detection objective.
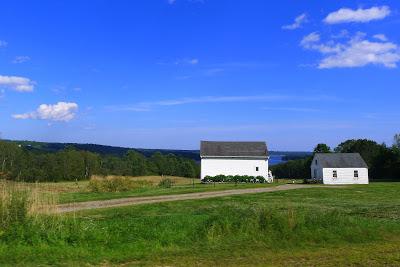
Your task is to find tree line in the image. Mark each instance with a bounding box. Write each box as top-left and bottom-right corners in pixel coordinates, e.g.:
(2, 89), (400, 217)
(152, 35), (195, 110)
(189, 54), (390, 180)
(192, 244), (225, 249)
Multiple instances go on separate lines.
(271, 135), (400, 181)
(0, 141), (200, 182)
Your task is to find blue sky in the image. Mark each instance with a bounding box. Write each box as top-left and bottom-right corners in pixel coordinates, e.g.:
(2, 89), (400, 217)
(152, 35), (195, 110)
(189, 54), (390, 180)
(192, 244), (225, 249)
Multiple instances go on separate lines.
(0, 0), (399, 151)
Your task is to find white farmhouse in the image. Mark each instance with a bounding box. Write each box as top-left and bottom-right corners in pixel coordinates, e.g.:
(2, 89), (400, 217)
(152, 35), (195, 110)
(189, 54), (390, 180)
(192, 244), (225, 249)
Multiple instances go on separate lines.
(200, 141), (270, 180)
(311, 153), (369, 185)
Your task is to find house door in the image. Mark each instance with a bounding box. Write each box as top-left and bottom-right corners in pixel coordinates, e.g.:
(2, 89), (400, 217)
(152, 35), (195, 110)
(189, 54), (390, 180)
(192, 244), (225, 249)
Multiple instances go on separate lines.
(313, 169), (317, 179)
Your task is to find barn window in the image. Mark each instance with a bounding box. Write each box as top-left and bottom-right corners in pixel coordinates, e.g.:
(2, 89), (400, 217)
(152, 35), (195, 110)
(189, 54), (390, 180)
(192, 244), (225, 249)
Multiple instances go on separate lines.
(256, 167), (259, 171)
(354, 170), (359, 178)
(333, 170), (337, 179)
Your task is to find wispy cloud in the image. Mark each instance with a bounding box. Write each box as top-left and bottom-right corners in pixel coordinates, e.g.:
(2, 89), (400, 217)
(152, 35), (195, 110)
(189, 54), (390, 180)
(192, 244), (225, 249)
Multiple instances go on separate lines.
(175, 58), (199, 65)
(12, 56), (31, 64)
(167, 0), (204, 4)
(282, 13), (308, 30)
(158, 58), (199, 66)
(108, 95), (339, 112)
(0, 75), (35, 92)
(373, 34), (387, 41)
(13, 102), (79, 122)
(262, 107), (320, 112)
(301, 32), (400, 68)
(324, 6), (391, 24)
(0, 40), (7, 47)
(172, 61), (273, 80)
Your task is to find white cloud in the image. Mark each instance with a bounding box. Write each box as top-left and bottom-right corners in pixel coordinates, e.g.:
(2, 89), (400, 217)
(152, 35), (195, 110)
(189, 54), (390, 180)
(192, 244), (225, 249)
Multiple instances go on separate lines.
(189, 58), (199, 64)
(13, 102), (79, 122)
(0, 75), (35, 92)
(175, 58), (199, 65)
(300, 32), (320, 47)
(373, 34), (388, 41)
(0, 40), (7, 47)
(324, 6), (391, 24)
(282, 13), (308, 30)
(301, 32), (400, 69)
(12, 56), (31, 64)
(301, 32), (343, 54)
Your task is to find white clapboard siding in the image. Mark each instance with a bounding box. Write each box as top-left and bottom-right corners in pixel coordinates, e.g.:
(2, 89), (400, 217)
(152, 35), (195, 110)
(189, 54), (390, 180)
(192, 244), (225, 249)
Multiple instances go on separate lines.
(201, 158), (268, 180)
(310, 160), (323, 181)
(322, 168), (369, 185)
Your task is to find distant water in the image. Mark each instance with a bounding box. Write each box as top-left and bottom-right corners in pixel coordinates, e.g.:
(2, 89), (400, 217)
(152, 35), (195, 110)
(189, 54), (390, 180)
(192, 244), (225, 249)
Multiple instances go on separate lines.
(269, 155), (286, 166)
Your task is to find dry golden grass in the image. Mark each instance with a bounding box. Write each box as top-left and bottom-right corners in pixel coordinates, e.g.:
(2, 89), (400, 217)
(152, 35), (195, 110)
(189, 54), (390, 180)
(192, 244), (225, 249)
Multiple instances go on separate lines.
(0, 179), (88, 194)
(0, 179), (58, 216)
(91, 175), (195, 186)
(1, 175), (195, 196)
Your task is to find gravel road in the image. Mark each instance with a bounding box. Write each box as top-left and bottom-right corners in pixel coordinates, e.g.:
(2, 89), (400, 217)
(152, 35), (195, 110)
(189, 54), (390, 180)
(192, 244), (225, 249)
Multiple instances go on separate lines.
(55, 184), (334, 213)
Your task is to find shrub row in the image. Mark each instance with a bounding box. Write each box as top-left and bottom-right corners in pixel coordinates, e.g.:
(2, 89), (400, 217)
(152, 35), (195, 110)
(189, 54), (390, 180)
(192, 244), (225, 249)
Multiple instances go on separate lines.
(203, 175), (269, 183)
(158, 178), (175, 188)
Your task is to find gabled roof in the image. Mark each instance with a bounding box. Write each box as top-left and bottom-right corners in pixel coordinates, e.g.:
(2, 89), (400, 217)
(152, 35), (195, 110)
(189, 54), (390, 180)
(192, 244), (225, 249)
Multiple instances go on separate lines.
(313, 153), (368, 168)
(200, 141), (268, 158)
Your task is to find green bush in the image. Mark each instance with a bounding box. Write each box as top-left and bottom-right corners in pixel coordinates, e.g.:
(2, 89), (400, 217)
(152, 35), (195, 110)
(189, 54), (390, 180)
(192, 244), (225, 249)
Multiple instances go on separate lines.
(158, 178), (175, 188)
(203, 175), (267, 183)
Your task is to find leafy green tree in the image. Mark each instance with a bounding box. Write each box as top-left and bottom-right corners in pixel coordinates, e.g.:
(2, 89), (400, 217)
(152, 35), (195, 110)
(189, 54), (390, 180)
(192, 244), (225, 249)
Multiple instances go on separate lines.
(334, 139), (382, 168)
(81, 151), (101, 179)
(334, 139), (400, 180)
(394, 134), (400, 149)
(313, 144), (331, 153)
(270, 157), (312, 180)
(59, 148), (86, 181)
(179, 161), (196, 178)
(0, 140), (201, 181)
(125, 150), (148, 176)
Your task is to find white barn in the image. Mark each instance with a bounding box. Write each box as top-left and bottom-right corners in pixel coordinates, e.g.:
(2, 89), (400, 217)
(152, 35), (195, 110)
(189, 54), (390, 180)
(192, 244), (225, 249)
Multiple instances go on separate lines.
(200, 141), (270, 180)
(311, 153), (369, 185)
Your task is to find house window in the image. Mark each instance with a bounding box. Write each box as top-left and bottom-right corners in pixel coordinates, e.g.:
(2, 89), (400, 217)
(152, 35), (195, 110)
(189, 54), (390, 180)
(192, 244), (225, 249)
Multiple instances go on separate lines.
(333, 170), (337, 179)
(315, 160), (318, 165)
(354, 170), (359, 178)
(256, 167), (259, 171)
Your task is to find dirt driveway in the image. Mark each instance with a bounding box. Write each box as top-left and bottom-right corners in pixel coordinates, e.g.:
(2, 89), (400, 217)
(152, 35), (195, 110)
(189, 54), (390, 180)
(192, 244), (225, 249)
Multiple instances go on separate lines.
(55, 184), (336, 213)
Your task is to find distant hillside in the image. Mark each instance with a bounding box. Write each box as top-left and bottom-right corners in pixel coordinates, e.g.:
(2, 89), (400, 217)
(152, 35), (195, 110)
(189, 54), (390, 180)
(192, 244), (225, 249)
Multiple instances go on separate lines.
(6, 140), (311, 161)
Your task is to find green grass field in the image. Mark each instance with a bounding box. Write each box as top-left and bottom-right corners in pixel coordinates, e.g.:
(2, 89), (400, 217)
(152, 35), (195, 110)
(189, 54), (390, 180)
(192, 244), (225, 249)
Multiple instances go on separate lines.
(1, 181), (400, 266)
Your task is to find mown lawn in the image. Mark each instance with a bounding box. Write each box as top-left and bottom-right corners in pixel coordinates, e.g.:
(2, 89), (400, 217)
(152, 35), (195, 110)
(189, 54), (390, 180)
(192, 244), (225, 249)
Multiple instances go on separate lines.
(1, 182), (400, 266)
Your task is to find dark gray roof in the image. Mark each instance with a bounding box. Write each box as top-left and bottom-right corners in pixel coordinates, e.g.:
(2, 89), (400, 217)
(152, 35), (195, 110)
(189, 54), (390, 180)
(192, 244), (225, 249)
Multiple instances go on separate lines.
(200, 141), (268, 158)
(313, 153), (368, 168)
